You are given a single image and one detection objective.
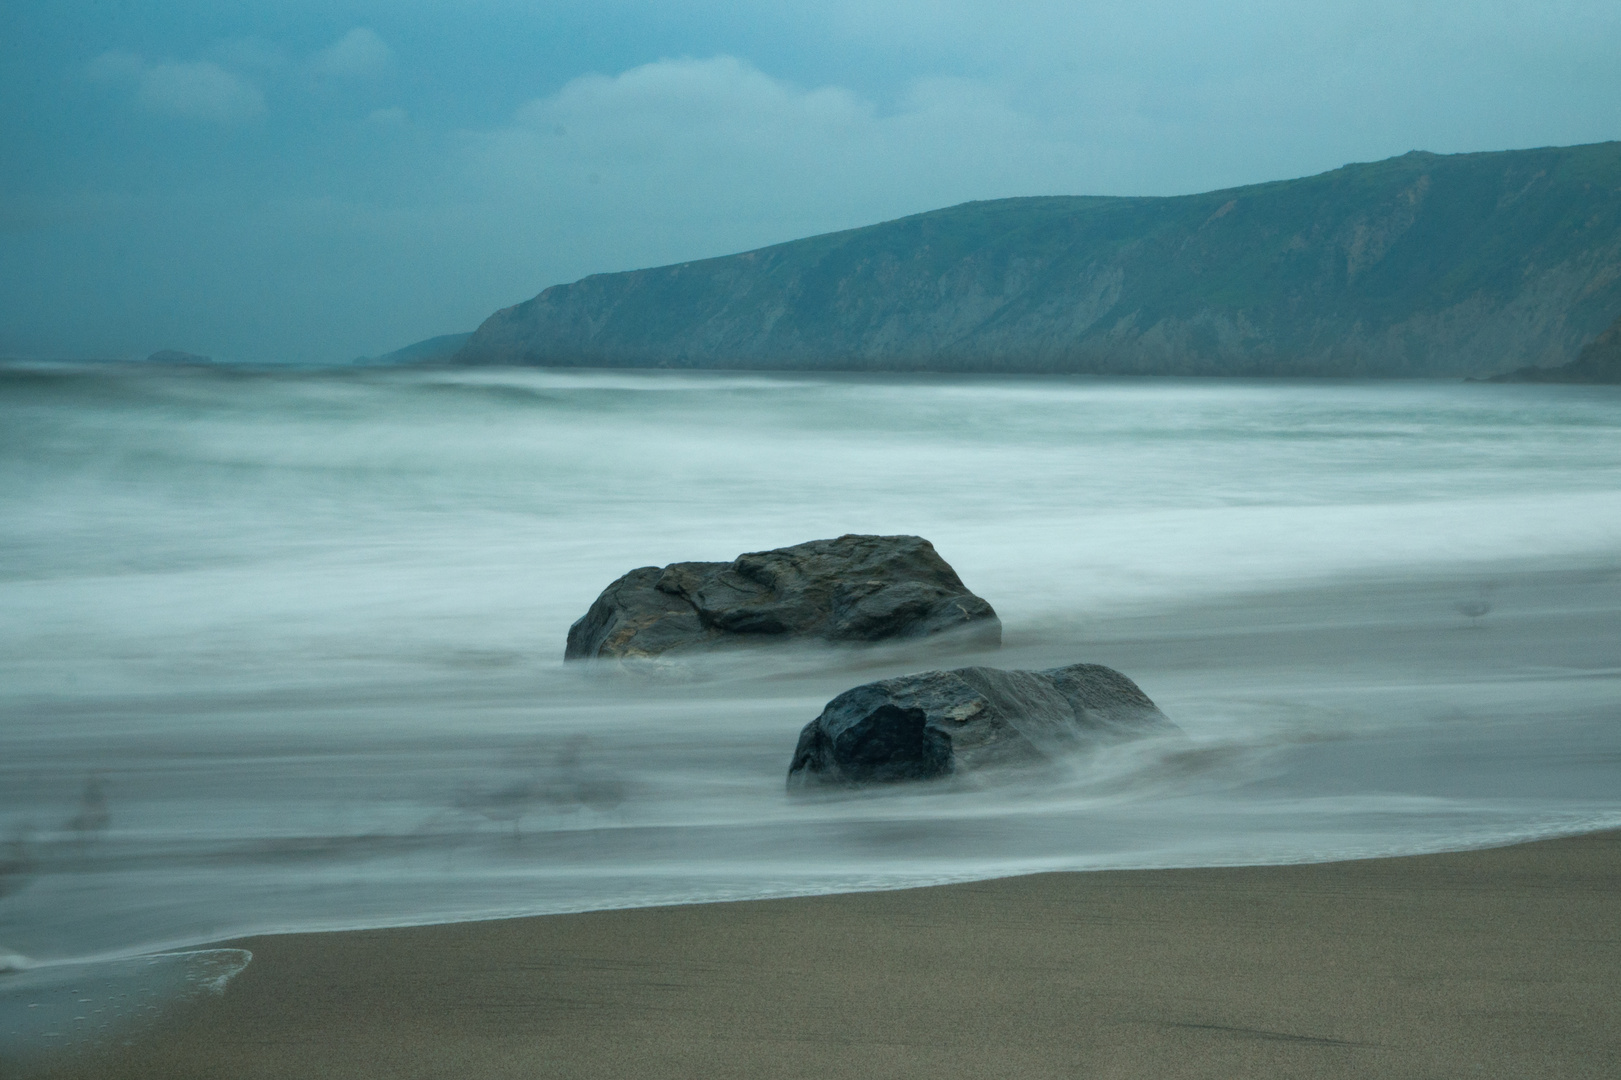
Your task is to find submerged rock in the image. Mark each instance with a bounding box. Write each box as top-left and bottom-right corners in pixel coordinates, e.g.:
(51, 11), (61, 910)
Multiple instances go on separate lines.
(787, 663), (1174, 788)
(565, 534), (1000, 660)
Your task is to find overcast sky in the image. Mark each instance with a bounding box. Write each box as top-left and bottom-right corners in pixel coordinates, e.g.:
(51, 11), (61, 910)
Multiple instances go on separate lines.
(3, 0), (1618, 362)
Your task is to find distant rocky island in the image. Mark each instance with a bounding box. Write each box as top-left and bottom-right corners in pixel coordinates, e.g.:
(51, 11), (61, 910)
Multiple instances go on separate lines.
(452, 142), (1621, 379)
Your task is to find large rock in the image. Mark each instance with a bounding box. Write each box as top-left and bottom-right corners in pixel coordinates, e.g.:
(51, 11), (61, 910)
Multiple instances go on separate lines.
(565, 535), (1000, 660)
(787, 663), (1175, 788)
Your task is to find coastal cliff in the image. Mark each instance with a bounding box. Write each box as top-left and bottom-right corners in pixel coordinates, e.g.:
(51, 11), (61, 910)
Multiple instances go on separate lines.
(1492, 311), (1621, 382)
(455, 142), (1621, 378)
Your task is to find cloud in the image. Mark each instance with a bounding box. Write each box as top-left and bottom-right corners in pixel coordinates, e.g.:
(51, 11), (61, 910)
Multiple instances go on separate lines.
(313, 28), (392, 79)
(88, 51), (264, 122)
(207, 37), (288, 76)
(444, 54), (1125, 300)
(469, 57), (1083, 230)
(139, 62), (265, 121)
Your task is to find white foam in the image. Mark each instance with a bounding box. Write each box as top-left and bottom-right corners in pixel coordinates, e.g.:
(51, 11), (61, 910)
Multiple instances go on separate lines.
(2, 370), (1620, 959)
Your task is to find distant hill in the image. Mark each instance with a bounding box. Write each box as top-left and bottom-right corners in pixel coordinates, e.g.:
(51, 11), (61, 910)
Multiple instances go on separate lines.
(1492, 312), (1621, 382)
(355, 333), (472, 366)
(455, 142), (1621, 378)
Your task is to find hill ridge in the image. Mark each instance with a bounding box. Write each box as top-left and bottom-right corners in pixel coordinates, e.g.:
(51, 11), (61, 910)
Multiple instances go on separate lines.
(456, 141), (1621, 377)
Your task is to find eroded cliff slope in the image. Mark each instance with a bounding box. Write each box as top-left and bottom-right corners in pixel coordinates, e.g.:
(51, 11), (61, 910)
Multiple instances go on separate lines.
(457, 142), (1621, 377)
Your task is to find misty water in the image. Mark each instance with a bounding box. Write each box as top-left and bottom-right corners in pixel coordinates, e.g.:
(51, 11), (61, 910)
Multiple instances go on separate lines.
(4, 365), (1621, 997)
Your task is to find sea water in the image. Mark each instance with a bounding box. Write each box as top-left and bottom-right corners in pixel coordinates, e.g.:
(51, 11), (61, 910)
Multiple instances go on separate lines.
(3, 365), (1620, 985)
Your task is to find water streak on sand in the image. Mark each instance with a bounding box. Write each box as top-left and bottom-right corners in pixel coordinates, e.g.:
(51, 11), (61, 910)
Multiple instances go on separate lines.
(0, 948), (251, 1060)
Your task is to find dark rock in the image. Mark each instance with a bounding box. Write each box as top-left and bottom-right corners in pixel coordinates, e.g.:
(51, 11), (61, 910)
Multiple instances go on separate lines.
(565, 534), (1000, 660)
(788, 663), (1175, 789)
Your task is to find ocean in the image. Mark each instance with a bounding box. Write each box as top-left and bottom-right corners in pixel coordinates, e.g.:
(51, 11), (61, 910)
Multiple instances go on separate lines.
(3, 365), (1621, 1043)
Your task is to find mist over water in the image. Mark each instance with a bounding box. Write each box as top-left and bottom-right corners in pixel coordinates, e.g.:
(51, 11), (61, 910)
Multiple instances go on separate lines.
(3, 365), (1621, 977)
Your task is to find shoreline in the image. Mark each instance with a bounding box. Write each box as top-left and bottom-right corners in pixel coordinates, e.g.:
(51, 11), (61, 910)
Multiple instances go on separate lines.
(23, 827), (1621, 1079)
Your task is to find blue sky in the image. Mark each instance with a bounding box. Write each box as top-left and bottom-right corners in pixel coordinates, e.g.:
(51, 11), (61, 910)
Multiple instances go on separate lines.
(3, 0), (1619, 362)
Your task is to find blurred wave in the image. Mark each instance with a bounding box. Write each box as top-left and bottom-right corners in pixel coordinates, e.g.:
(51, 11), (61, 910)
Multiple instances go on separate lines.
(2, 364), (1621, 962)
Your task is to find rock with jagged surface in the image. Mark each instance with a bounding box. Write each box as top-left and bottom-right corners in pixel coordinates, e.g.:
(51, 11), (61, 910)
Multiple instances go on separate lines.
(787, 663), (1175, 788)
(565, 535), (1000, 660)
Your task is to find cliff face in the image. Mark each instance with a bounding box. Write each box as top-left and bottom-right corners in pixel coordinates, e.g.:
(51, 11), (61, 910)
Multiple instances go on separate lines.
(1492, 311), (1621, 382)
(456, 142), (1621, 377)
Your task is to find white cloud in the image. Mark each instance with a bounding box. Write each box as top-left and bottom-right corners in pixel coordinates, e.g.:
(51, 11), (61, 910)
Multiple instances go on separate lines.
(207, 37), (288, 76)
(139, 62), (264, 122)
(314, 28), (392, 79)
(87, 51), (264, 122)
(445, 55), (1120, 295)
(468, 57), (1084, 236)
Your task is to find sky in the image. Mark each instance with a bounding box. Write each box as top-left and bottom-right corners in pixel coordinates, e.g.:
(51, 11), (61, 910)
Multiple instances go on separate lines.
(2, 0), (1619, 363)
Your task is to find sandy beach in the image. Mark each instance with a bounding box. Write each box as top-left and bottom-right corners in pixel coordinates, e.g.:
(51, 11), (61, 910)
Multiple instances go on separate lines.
(25, 828), (1620, 1080)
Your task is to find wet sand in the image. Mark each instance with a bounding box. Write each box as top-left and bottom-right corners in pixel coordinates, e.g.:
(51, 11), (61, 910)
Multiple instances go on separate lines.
(30, 829), (1621, 1080)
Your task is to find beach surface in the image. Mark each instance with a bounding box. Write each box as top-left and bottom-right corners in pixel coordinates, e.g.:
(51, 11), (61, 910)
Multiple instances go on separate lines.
(29, 828), (1621, 1080)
